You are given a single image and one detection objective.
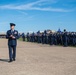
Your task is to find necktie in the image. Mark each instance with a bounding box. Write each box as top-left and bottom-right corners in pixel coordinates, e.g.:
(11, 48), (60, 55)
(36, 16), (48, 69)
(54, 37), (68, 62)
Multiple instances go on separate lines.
(11, 30), (14, 35)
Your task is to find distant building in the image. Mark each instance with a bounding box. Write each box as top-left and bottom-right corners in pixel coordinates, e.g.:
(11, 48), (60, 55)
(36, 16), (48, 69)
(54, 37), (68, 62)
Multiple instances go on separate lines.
(0, 32), (6, 38)
(46, 30), (56, 34)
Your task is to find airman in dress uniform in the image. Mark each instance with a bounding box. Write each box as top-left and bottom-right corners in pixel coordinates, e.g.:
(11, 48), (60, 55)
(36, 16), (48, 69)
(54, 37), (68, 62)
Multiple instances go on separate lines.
(6, 23), (19, 62)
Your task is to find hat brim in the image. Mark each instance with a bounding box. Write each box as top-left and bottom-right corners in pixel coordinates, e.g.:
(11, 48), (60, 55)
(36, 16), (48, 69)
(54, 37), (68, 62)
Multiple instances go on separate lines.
(10, 25), (16, 26)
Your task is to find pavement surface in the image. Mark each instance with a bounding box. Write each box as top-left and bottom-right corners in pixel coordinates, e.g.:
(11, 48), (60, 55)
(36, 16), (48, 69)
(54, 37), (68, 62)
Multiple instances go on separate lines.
(0, 39), (76, 75)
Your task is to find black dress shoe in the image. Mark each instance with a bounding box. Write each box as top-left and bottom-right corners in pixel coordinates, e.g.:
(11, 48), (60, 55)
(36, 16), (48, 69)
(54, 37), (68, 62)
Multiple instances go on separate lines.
(9, 60), (12, 62)
(13, 59), (16, 61)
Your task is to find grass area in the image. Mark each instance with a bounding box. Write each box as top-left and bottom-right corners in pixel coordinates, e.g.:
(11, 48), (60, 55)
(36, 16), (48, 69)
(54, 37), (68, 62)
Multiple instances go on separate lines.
(19, 38), (23, 41)
(18, 38), (27, 42)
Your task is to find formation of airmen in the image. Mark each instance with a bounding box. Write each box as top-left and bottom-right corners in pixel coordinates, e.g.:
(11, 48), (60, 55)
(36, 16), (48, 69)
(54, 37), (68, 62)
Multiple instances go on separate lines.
(22, 29), (76, 47)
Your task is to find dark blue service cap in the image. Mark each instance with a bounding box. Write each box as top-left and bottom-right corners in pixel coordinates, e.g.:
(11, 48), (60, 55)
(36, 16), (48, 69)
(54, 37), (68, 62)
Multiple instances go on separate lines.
(10, 23), (16, 26)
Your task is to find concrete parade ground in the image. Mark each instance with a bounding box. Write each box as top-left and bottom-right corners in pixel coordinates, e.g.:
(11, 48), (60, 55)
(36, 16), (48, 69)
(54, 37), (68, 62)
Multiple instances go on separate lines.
(0, 39), (76, 75)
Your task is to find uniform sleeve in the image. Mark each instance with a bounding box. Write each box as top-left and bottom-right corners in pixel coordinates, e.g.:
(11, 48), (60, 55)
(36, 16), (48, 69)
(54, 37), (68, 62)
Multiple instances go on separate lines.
(14, 31), (19, 39)
(6, 31), (10, 39)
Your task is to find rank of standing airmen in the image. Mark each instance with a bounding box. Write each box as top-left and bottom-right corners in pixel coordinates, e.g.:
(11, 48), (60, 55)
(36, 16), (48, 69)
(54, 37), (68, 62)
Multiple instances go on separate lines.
(23, 29), (76, 47)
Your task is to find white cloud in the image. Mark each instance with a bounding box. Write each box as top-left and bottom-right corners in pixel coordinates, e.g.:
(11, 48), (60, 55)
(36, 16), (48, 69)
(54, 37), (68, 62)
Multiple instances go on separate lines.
(29, 7), (71, 12)
(17, 11), (28, 15)
(0, 0), (72, 12)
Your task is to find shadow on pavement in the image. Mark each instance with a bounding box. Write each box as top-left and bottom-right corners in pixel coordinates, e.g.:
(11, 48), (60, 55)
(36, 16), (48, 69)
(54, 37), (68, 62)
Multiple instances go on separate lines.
(0, 59), (9, 62)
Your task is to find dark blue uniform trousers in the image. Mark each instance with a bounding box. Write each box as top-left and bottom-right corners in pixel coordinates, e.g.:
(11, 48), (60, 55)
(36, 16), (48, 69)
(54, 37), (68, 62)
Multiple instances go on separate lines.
(8, 45), (16, 60)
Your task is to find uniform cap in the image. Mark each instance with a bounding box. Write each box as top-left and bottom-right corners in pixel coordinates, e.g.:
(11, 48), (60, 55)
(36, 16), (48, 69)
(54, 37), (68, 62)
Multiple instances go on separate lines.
(10, 23), (16, 26)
